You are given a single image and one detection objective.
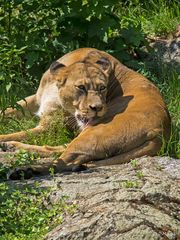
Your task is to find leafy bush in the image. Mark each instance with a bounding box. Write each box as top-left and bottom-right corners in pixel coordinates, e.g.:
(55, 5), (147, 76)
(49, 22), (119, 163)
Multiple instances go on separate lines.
(0, 43), (28, 114)
(0, 181), (75, 240)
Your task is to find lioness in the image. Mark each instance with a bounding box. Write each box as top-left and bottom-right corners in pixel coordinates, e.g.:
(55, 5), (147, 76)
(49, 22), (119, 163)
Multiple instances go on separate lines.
(0, 48), (170, 179)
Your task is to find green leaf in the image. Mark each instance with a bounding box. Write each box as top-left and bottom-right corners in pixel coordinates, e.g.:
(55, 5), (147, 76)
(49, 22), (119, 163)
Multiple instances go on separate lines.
(6, 83), (12, 92)
(26, 52), (39, 69)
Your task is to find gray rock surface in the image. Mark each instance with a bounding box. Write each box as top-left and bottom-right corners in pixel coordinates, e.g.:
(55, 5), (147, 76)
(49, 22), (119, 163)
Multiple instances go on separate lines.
(153, 37), (180, 64)
(147, 36), (180, 73)
(39, 156), (180, 240)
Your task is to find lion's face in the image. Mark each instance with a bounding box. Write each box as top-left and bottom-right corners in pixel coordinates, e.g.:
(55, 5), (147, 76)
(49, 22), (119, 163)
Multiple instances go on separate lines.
(50, 59), (111, 128)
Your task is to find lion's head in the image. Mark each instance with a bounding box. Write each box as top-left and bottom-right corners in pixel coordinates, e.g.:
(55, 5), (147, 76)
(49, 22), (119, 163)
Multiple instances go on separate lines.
(50, 54), (112, 128)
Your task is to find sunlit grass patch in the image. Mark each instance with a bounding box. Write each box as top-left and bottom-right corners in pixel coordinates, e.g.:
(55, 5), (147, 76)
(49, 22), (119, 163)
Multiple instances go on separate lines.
(0, 110), (75, 146)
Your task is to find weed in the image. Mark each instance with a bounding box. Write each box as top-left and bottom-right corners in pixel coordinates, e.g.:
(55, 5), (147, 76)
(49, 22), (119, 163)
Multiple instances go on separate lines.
(136, 171), (144, 179)
(9, 150), (40, 167)
(0, 150), (39, 180)
(49, 167), (55, 178)
(121, 180), (140, 189)
(130, 159), (138, 168)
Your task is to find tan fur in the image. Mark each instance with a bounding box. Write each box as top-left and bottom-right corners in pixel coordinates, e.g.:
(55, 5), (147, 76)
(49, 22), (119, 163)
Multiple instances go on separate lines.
(0, 48), (171, 176)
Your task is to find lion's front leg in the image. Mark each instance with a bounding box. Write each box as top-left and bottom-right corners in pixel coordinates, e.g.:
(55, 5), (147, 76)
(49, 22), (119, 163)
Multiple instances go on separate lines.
(50, 128), (104, 172)
(6, 127), (98, 179)
(0, 126), (44, 142)
(6, 125), (108, 179)
(48, 116), (161, 170)
(6, 113), (162, 180)
(0, 141), (67, 157)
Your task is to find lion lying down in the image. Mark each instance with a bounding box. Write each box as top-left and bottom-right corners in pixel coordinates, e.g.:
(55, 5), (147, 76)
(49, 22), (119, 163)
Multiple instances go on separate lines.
(0, 48), (171, 179)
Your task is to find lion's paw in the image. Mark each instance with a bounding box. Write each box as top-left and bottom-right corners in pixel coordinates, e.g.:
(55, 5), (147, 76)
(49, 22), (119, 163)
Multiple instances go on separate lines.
(0, 142), (16, 152)
(7, 167), (34, 180)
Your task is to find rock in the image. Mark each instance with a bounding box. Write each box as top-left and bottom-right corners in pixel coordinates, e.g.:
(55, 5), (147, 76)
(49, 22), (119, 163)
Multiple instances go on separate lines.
(0, 149), (179, 239)
(146, 36), (180, 73)
(41, 156), (180, 240)
(152, 37), (180, 71)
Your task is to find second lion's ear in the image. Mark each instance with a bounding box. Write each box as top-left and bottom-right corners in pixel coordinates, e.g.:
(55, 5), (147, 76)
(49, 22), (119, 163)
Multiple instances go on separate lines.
(50, 61), (66, 73)
(96, 57), (111, 75)
(84, 51), (112, 76)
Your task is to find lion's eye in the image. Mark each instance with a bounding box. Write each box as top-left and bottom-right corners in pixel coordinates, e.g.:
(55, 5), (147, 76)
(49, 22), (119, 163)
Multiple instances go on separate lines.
(76, 85), (86, 92)
(99, 85), (106, 91)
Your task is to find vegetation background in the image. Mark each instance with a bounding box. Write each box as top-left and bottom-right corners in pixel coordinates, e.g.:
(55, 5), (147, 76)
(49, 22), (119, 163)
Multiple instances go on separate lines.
(0, 0), (179, 239)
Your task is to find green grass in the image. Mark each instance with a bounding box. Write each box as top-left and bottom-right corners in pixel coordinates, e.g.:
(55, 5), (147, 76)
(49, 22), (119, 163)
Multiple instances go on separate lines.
(0, 110), (74, 146)
(0, 116), (37, 135)
(117, 0), (180, 37)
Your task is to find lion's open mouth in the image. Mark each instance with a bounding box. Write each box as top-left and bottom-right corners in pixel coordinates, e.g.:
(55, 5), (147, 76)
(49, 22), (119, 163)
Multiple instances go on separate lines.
(75, 113), (95, 129)
(76, 115), (91, 125)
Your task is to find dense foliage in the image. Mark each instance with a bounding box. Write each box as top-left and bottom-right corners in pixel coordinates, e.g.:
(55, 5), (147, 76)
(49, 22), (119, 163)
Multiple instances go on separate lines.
(0, 0), (149, 111)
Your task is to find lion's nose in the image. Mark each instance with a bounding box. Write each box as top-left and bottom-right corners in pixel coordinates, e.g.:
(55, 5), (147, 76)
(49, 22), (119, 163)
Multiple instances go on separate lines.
(89, 104), (103, 112)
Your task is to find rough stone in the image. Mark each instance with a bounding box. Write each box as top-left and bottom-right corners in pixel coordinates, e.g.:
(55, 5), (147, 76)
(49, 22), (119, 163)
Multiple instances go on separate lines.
(146, 36), (180, 73)
(31, 156), (180, 240)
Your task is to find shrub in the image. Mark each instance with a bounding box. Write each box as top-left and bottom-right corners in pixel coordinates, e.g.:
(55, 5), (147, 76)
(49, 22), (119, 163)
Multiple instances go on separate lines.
(0, 0), (147, 112)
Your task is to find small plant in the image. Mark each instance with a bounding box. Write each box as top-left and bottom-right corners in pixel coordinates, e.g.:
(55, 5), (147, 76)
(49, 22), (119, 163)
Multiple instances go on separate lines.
(130, 159), (138, 168)
(121, 180), (140, 189)
(136, 171), (144, 179)
(9, 150), (40, 167)
(0, 164), (10, 180)
(49, 167), (55, 178)
(0, 150), (40, 180)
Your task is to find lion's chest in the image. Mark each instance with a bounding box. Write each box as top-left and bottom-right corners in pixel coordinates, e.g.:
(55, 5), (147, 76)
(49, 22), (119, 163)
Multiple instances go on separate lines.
(36, 83), (61, 117)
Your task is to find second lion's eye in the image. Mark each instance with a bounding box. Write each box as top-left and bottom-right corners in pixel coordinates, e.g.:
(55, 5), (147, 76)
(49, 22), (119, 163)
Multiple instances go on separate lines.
(99, 85), (106, 91)
(76, 85), (86, 92)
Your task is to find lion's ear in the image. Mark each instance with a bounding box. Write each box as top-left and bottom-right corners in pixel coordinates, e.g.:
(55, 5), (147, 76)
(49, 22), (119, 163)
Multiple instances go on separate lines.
(50, 61), (66, 73)
(96, 57), (112, 75)
(50, 61), (67, 87)
(84, 51), (112, 75)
